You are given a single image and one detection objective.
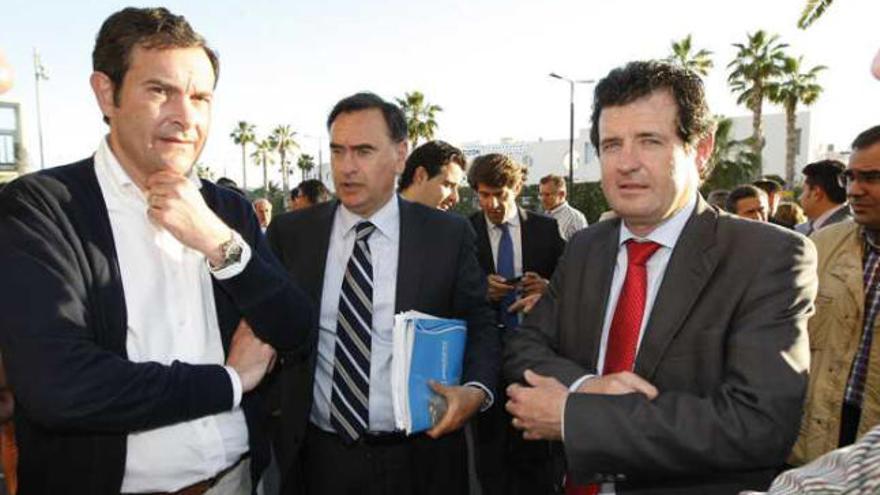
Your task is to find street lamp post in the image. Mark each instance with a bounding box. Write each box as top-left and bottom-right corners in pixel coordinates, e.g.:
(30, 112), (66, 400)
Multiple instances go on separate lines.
(33, 48), (49, 169)
(549, 73), (595, 191)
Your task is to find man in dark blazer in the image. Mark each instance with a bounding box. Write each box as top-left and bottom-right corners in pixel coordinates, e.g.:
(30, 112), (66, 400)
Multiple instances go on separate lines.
(267, 92), (499, 495)
(504, 60), (817, 494)
(467, 153), (565, 495)
(0, 7), (313, 495)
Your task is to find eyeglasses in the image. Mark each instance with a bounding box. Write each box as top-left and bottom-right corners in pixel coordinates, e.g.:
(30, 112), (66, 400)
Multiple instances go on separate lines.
(838, 169), (880, 188)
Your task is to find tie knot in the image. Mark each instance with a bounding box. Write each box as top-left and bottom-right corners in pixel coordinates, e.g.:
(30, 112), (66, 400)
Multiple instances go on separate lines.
(626, 240), (661, 266)
(355, 221), (376, 241)
(498, 222), (510, 234)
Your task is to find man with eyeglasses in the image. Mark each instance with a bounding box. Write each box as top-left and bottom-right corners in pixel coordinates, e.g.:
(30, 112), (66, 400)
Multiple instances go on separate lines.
(789, 125), (880, 466)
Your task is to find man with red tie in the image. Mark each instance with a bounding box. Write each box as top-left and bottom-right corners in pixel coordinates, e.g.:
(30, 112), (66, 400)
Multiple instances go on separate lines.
(503, 60), (817, 494)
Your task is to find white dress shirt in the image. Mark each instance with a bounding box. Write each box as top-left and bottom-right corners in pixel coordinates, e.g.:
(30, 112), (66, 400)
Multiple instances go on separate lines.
(486, 207), (523, 277)
(94, 138), (251, 493)
(564, 193), (697, 494)
(311, 196), (401, 433)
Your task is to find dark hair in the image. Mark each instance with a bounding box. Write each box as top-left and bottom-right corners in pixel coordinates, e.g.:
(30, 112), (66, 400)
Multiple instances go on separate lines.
(752, 178), (783, 195)
(802, 159), (846, 204)
(398, 140), (466, 191)
(773, 202), (806, 229)
(294, 179), (331, 205)
(852, 125), (880, 151)
(539, 174), (566, 190)
(726, 184), (765, 213)
(93, 7), (219, 123)
(467, 154), (523, 190)
(706, 189), (730, 209)
(326, 92), (406, 143)
(590, 60), (713, 175)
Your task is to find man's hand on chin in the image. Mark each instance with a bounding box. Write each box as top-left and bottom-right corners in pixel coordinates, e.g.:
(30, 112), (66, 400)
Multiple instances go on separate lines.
(145, 171), (232, 264)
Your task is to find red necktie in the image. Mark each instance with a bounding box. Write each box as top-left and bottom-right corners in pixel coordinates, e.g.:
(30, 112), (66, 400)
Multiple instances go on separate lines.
(566, 240), (661, 495)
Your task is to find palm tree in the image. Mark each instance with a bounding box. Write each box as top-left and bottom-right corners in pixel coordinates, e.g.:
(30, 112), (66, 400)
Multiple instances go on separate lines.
(268, 125), (299, 202)
(395, 91), (442, 150)
(727, 30), (788, 174)
(702, 116), (761, 193)
(230, 121), (256, 190)
(798, 0), (834, 29)
(667, 34), (713, 76)
(251, 138), (275, 197)
(768, 56), (826, 185)
(297, 154), (315, 180)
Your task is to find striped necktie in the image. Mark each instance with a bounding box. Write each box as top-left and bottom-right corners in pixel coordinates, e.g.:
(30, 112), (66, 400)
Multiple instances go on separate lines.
(330, 221), (376, 442)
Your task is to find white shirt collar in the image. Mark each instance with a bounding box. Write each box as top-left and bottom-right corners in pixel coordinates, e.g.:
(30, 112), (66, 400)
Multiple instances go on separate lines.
(618, 192), (697, 249)
(486, 204), (521, 231)
(94, 135), (201, 206)
(337, 193), (400, 243)
(813, 202), (848, 230)
(547, 201), (569, 215)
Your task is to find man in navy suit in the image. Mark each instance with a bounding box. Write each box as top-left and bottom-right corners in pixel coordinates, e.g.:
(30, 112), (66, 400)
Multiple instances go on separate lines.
(267, 92), (500, 495)
(0, 7), (313, 494)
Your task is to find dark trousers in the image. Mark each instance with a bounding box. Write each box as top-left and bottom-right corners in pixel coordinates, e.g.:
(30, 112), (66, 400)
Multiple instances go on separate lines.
(474, 401), (558, 495)
(304, 424), (468, 495)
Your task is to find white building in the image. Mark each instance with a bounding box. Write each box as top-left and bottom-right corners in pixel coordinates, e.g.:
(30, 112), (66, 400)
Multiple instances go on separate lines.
(0, 99), (23, 183)
(460, 111), (814, 186)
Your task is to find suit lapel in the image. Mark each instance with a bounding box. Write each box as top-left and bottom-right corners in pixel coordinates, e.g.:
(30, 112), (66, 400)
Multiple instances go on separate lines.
(576, 220), (620, 370)
(473, 214), (495, 274)
(635, 200), (721, 379)
(395, 198), (424, 313)
(519, 207), (535, 273)
(305, 201), (338, 304)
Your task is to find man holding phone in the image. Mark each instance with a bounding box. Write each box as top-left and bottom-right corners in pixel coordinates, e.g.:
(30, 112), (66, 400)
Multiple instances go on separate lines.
(467, 153), (564, 494)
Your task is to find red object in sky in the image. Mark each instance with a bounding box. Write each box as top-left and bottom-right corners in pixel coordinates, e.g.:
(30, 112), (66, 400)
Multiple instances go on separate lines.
(0, 48), (13, 94)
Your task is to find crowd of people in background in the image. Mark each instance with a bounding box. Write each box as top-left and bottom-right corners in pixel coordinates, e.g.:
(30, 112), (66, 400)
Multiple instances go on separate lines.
(1, 5), (879, 495)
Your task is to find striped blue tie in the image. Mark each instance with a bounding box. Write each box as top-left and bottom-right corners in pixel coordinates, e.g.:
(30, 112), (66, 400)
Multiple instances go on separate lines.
(331, 221), (375, 442)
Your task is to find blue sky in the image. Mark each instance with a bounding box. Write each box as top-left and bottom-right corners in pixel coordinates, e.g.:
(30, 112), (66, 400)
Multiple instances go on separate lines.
(2, 0), (878, 184)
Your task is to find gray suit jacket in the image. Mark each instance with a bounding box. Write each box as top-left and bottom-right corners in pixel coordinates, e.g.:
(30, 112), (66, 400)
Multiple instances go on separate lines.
(796, 204), (852, 236)
(503, 198), (817, 494)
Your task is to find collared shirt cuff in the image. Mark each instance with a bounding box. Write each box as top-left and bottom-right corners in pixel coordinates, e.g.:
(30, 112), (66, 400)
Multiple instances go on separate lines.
(223, 365), (243, 408)
(464, 382), (494, 412)
(209, 230), (252, 280)
(569, 374), (595, 392)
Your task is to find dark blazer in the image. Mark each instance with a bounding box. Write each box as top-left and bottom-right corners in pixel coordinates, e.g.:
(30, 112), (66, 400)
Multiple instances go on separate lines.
(266, 197), (500, 493)
(503, 198), (818, 494)
(0, 158), (314, 495)
(470, 208), (565, 281)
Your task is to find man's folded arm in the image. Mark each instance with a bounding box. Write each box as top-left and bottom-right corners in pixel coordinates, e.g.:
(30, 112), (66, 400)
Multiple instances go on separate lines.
(0, 249), (235, 434)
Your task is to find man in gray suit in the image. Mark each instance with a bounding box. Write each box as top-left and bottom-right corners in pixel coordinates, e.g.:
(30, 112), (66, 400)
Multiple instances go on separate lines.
(503, 60), (817, 494)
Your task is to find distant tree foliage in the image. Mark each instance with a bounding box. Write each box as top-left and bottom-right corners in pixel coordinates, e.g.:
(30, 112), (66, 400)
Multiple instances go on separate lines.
(728, 30), (789, 174)
(396, 91), (442, 150)
(667, 34), (714, 76)
(798, 0), (834, 29)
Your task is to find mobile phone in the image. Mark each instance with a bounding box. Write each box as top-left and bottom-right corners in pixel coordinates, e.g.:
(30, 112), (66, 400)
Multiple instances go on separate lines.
(505, 275), (523, 285)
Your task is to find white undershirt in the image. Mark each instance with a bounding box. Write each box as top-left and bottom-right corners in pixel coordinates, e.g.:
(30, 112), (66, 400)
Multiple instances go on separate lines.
(94, 137), (251, 493)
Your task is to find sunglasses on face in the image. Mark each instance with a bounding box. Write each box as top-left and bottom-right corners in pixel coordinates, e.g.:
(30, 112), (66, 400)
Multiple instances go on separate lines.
(838, 169), (880, 188)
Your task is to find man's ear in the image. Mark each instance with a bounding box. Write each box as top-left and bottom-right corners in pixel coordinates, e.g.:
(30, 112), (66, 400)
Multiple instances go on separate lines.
(394, 140), (408, 175)
(413, 166), (429, 185)
(90, 71), (117, 122)
(694, 131), (716, 178)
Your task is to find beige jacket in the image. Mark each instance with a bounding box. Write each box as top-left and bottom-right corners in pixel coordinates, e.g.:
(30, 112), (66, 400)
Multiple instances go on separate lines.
(790, 220), (880, 465)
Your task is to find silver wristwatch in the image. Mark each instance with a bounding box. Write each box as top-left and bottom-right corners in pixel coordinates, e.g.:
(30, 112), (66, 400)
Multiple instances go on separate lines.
(212, 234), (244, 271)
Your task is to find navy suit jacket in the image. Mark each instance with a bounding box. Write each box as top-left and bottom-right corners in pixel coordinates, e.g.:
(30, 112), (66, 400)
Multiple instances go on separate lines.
(469, 208), (565, 282)
(266, 197), (500, 493)
(0, 158), (314, 495)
